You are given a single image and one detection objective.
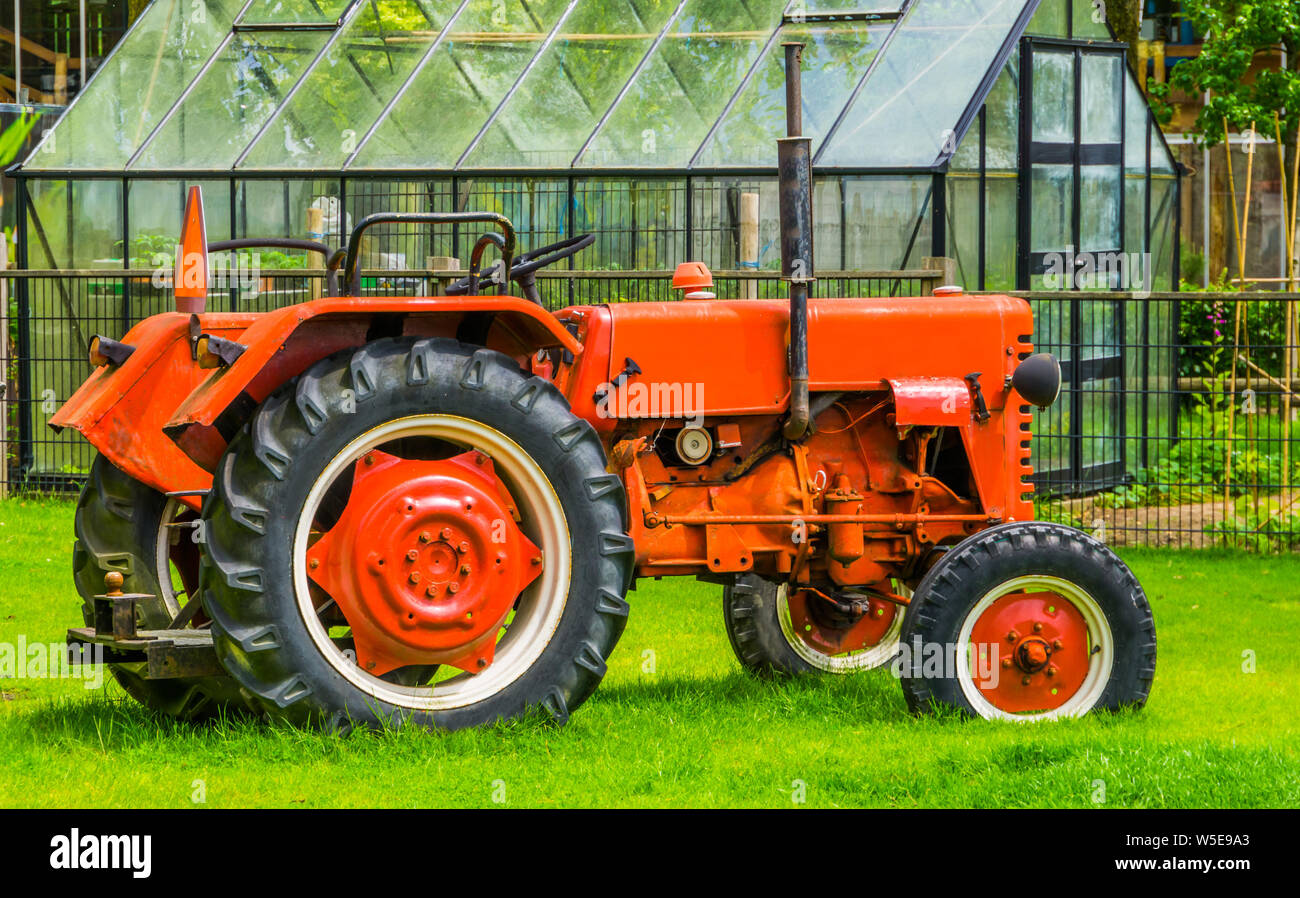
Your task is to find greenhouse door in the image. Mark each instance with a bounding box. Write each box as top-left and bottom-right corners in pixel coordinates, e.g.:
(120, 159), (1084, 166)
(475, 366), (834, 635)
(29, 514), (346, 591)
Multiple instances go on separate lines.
(1019, 37), (1128, 492)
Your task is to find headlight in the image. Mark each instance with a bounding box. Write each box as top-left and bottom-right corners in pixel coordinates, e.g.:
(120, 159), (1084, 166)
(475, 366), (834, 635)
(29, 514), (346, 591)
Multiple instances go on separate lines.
(1011, 352), (1062, 408)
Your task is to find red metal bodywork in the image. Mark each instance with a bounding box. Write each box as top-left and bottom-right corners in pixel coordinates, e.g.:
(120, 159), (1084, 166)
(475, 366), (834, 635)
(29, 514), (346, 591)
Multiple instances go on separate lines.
(54, 288), (1037, 593)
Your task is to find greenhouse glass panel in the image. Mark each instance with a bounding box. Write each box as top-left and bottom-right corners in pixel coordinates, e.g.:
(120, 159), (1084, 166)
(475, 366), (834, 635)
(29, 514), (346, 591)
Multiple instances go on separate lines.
(818, 0), (1028, 168)
(784, 0), (905, 11)
(577, 0), (784, 169)
(1123, 75), (1147, 256)
(25, 0), (242, 170)
(133, 31), (326, 170)
(349, 0), (572, 169)
(1031, 49), (1072, 142)
(1080, 53), (1120, 143)
(1024, 0), (1067, 37)
(237, 0), (357, 25)
(842, 175), (931, 269)
(1030, 163), (1072, 251)
(239, 0), (460, 170)
(695, 21), (885, 168)
(462, 0), (681, 169)
(1071, 0), (1110, 39)
(984, 53), (1017, 170)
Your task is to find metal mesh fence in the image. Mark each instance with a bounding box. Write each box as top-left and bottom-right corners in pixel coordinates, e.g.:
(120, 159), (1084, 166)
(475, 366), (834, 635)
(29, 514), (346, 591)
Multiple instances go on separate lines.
(5, 277), (1298, 552)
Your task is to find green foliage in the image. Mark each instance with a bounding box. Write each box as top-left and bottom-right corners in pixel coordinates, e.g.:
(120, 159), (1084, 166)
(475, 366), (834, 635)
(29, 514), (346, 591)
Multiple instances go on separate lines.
(1148, 1), (1300, 146)
(1206, 500), (1300, 551)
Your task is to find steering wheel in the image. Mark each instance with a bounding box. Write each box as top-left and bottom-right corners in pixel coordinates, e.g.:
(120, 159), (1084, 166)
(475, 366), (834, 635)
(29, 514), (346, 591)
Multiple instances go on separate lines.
(445, 233), (595, 303)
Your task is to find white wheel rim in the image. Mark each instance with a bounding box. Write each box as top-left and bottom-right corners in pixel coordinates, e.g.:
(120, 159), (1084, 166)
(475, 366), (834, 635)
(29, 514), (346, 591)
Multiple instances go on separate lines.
(293, 414), (571, 712)
(154, 498), (188, 619)
(777, 583), (906, 672)
(956, 575), (1113, 721)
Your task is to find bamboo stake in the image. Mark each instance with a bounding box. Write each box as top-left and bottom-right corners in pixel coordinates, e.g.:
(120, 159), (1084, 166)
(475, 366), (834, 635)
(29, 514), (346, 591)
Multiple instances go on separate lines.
(1277, 113), (1296, 518)
(1223, 118), (1244, 523)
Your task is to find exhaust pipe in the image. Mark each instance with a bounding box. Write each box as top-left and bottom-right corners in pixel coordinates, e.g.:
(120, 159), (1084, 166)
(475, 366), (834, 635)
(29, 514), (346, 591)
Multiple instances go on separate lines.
(778, 42), (813, 441)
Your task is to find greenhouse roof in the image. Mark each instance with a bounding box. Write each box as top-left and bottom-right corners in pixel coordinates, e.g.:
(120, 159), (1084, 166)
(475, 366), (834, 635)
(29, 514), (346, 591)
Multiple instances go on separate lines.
(21, 0), (1044, 175)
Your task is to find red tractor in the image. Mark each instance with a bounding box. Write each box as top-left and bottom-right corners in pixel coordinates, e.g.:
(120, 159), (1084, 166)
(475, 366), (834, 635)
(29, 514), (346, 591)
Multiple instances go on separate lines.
(56, 47), (1154, 729)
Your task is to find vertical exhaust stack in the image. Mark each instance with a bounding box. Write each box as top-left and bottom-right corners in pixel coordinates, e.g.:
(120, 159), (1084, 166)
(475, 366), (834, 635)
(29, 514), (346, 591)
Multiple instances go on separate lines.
(778, 42), (813, 440)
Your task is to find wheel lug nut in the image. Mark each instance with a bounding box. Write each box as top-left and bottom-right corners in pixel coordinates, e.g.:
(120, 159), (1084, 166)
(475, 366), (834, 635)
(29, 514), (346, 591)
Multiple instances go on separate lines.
(1006, 630), (1019, 642)
(1053, 639), (1064, 650)
(460, 564), (471, 575)
(425, 585), (438, 598)
(309, 558), (319, 569)
(531, 555), (543, 566)
(419, 531), (432, 544)
(1046, 665), (1058, 677)
(448, 583), (460, 594)
(1032, 622), (1043, 633)
(1001, 658), (1012, 669)
(406, 549), (418, 562)
(440, 527), (453, 540)
(408, 572), (420, 585)
(1021, 676), (1031, 685)
(457, 541), (469, 554)
(363, 454), (374, 465)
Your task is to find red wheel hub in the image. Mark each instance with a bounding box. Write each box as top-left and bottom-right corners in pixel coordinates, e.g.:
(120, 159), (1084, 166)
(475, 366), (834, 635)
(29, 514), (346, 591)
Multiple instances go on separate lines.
(787, 589), (898, 655)
(967, 591), (1091, 713)
(306, 449), (543, 677)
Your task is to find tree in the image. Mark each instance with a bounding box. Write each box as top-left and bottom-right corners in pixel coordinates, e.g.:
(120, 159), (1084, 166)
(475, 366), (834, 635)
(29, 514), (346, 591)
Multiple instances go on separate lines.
(1148, 1), (1300, 150)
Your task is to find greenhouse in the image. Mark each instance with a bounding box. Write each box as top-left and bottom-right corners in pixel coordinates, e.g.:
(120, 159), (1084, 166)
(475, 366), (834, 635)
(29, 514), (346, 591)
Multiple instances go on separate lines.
(12, 0), (1179, 282)
(6, 0), (1181, 492)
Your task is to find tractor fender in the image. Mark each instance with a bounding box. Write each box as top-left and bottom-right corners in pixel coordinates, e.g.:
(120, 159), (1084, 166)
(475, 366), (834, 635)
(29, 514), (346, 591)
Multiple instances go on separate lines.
(50, 312), (260, 510)
(163, 295), (582, 471)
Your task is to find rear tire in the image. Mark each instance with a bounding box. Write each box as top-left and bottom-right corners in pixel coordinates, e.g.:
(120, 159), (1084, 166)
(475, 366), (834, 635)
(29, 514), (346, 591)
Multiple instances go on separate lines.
(73, 456), (219, 720)
(201, 338), (634, 731)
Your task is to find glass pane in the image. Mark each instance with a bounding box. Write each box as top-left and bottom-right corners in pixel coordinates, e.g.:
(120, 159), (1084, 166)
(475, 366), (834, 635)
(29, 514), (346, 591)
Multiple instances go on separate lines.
(1080, 53), (1119, 143)
(694, 21), (885, 169)
(1150, 176), (1175, 290)
(1032, 49), (1072, 142)
(1030, 163), (1072, 252)
(26, 179), (122, 268)
(1071, 0), (1111, 39)
(25, 0), (242, 170)
(947, 173), (979, 288)
(462, 0), (681, 169)
(579, 0), (785, 168)
(134, 31), (326, 170)
(985, 174), (1016, 289)
(1123, 73), (1147, 171)
(1080, 164), (1119, 250)
(842, 175), (931, 269)
(1151, 125), (1176, 173)
(238, 0), (356, 25)
(350, 0), (572, 169)
(240, 0), (460, 170)
(818, 0), (1026, 168)
(984, 53), (1018, 170)
(785, 0), (905, 12)
(1025, 0), (1067, 37)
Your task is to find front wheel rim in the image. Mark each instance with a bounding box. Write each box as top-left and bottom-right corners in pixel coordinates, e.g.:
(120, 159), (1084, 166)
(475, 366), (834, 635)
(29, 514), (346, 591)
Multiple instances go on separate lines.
(292, 414), (571, 712)
(957, 575), (1113, 721)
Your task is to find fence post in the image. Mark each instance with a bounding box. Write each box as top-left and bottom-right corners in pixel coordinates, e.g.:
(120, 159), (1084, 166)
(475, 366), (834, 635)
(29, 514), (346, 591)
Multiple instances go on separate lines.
(921, 256), (954, 293)
(739, 192), (759, 299)
(0, 237), (8, 499)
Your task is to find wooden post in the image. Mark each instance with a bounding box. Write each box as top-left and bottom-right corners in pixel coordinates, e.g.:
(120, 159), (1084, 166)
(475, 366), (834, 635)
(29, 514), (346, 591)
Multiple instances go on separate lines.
(305, 205), (325, 300)
(739, 192), (759, 299)
(53, 52), (66, 105)
(922, 256), (956, 292)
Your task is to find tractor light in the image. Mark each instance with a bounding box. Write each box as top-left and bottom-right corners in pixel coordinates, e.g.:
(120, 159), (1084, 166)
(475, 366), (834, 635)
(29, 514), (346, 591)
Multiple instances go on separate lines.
(1010, 352), (1062, 409)
(88, 335), (135, 368)
(195, 334), (248, 370)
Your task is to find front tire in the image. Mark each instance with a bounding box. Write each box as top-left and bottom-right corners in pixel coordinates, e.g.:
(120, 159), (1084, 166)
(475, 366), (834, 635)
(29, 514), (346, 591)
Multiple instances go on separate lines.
(723, 575), (904, 676)
(899, 522), (1156, 721)
(201, 338), (634, 731)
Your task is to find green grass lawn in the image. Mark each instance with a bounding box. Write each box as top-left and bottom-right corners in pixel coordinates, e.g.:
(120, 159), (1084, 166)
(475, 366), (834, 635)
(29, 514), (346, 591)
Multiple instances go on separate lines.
(1, 496), (1297, 808)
